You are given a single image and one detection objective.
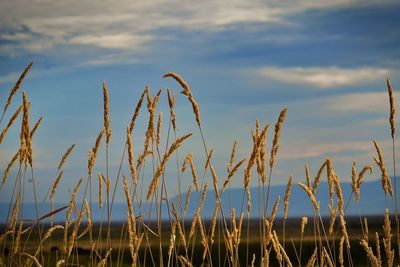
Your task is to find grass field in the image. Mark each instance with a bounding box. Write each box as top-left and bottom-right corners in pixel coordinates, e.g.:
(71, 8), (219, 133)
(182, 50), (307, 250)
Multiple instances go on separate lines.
(0, 63), (399, 266)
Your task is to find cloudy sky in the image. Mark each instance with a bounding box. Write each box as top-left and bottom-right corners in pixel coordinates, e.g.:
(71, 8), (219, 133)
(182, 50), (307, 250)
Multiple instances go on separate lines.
(0, 0), (399, 203)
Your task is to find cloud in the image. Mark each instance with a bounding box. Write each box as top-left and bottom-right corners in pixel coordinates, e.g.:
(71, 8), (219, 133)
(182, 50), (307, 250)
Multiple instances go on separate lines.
(0, 0), (395, 57)
(69, 34), (153, 50)
(257, 66), (389, 88)
(321, 92), (388, 113)
(280, 140), (373, 160)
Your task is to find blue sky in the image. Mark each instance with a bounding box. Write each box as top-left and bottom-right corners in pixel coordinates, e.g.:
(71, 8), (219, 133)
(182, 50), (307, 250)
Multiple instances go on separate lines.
(0, 0), (399, 203)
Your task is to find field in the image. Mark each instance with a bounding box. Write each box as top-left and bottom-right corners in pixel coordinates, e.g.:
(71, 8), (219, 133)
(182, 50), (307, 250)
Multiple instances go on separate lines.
(0, 63), (399, 266)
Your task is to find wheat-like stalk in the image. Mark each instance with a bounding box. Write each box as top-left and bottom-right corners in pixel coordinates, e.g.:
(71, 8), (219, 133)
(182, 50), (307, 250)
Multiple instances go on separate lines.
(0, 104), (23, 145)
(283, 176), (293, 220)
(3, 62), (33, 114)
(373, 139), (393, 196)
(147, 133), (192, 200)
(163, 72), (201, 127)
(103, 81), (112, 144)
(222, 158), (246, 193)
(129, 87), (146, 133)
(156, 112), (162, 146)
(387, 78), (396, 138)
(227, 141), (237, 173)
(383, 208), (394, 267)
(167, 88), (177, 131)
(22, 252), (42, 267)
(57, 144), (76, 170)
(360, 239), (381, 267)
(270, 108), (288, 171)
(126, 127), (137, 184)
(88, 130), (104, 177)
(1, 149), (20, 188)
(298, 182), (319, 211)
(340, 214), (350, 249)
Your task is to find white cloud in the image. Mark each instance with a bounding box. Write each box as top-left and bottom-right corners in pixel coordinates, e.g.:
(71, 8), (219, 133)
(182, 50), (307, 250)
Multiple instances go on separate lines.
(257, 66), (389, 88)
(321, 92), (388, 113)
(0, 0), (395, 57)
(69, 34), (153, 50)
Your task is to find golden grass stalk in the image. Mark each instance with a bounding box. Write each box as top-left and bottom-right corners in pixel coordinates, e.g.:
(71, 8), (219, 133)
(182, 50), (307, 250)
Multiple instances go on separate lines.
(323, 247), (334, 267)
(227, 141), (237, 173)
(13, 221), (23, 256)
(172, 203), (187, 249)
(271, 230), (283, 266)
(168, 221), (176, 259)
(298, 182), (319, 211)
(163, 72), (201, 127)
(1, 149), (20, 188)
(364, 217), (369, 241)
(67, 202), (86, 257)
(376, 232), (382, 265)
(156, 112), (162, 146)
(30, 116), (42, 139)
(50, 171), (64, 223)
(283, 176), (293, 220)
(129, 87), (146, 133)
(43, 225), (64, 243)
(210, 204), (219, 245)
(222, 158), (246, 193)
(301, 217), (308, 235)
(204, 148), (214, 171)
(360, 239), (381, 267)
(22, 91), (33, 167)
(269, 107), (288, 171)
(340, 213), (350, 249)
(183, 185), (192, 218)
(210, 164), (221, 208)
(0, 104), (23, 145)
(270, 196), (280, 226)
(84, 199), (93, 231)
(126, 127), (137, 184)
(313, 159), (328, 194)
(147, 133), (192, 200)
(98, 173), (103, 209)
(373, 139), (393, 196)
(383, 208), (394, 267)
(305, 247), (318, 267)
(179, 256), (193, 267)
(244, 123), (269, 189)
(251, 253), (256, 267)
(387, 78), (396, 138)
(88, 130), (104, 177)
(57, 144), (75, 170)
(305, 163), (311, 188)
(334, 174), (344, 214)
(328, 208), (337, 235)
(64, 178), (82, 253)
(339, 236), (345, 267)
(9, 197), (20, 232)
(189, 183), (208, 240)
(102, 81), (112, 144)
(188, 153), (199, 192)
(258, 129), (268, 183)
(351, 161), (358, 201)
(3, 62), (33, 114)
(22, 252), (42, 267)
(167, 88), (177, 131)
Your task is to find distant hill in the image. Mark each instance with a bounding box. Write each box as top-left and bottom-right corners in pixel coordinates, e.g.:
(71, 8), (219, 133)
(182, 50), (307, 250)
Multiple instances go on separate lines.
(0, 180), (392, 223)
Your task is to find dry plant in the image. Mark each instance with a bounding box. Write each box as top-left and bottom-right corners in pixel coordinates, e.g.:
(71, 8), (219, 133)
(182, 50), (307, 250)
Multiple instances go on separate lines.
(0, 64), (399, 267)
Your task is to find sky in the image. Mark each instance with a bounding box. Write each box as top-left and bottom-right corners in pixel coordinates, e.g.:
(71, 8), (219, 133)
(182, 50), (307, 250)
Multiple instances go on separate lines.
(0, 0), (400, 204)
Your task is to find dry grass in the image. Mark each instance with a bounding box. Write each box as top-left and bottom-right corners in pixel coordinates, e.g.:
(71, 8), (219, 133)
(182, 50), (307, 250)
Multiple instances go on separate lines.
(0, 65), (399, 267)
